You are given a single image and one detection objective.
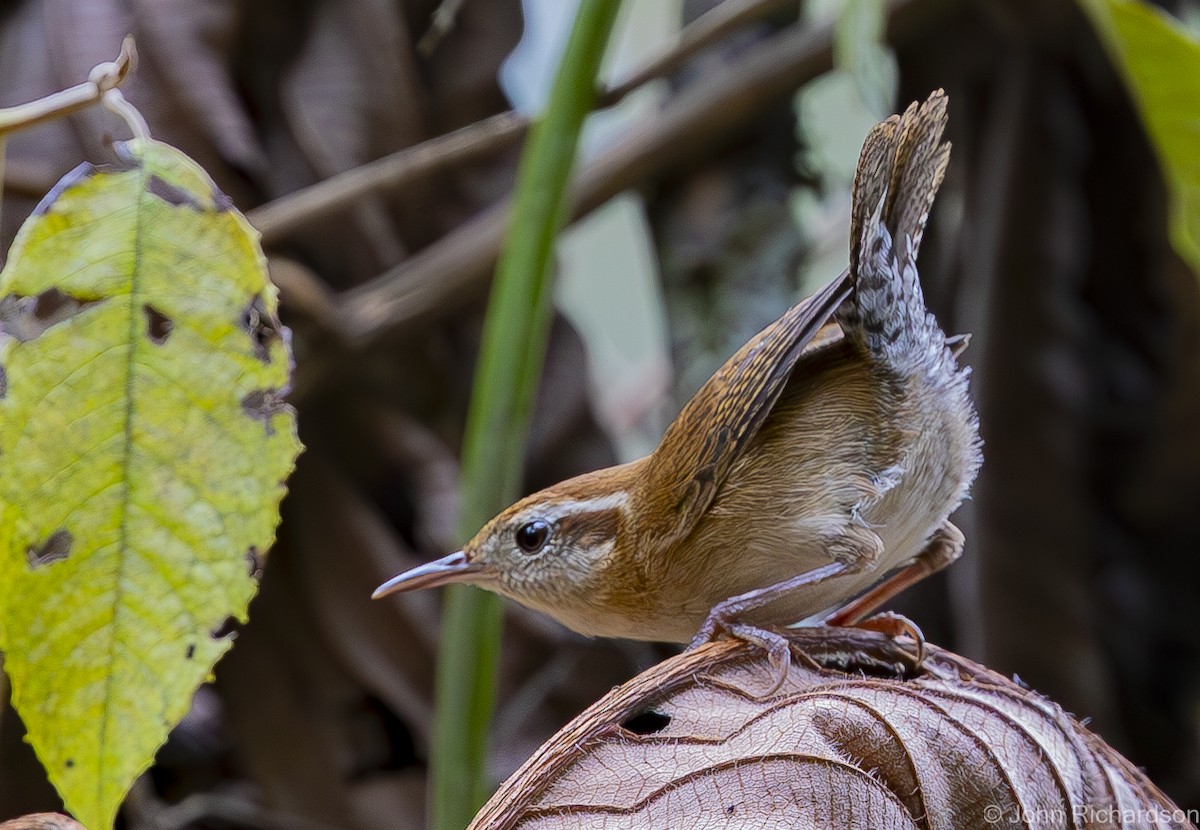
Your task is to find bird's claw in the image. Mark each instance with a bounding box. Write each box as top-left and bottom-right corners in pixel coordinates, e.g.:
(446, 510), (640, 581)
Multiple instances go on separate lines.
(690, 610), (793, 698)
(851, 611), (926, 666)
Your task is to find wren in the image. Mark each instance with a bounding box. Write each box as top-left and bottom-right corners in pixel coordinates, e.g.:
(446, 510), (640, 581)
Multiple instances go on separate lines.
(374, 91), (981, 675)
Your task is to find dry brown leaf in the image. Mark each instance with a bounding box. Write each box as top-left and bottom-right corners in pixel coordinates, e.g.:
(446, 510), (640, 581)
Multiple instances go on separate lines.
(472, 628), (1194, 830)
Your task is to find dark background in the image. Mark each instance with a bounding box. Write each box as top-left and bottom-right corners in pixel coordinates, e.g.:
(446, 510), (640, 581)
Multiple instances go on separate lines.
(1, 0), (1198, 826)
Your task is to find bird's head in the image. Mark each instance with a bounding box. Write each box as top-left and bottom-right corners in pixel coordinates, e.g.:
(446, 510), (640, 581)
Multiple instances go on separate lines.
(372, 467), (636, 628)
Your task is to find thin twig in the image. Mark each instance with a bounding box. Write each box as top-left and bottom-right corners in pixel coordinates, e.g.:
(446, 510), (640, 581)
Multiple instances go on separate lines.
(101, 87), (151, 141)
(599, 0), (797, 104)
(248, 111), (525, 246)
(328, 0), (944, 351)
(247, 0), (799, 248)
(267, 257), (338, 329)
(0, 37), (136, 137)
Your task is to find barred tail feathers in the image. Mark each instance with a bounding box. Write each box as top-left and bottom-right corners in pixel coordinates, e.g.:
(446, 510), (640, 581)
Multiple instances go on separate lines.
(839, 90), (952, 371)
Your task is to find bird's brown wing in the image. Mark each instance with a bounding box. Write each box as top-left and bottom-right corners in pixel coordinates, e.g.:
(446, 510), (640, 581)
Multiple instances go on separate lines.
(637, 270), (852, 553)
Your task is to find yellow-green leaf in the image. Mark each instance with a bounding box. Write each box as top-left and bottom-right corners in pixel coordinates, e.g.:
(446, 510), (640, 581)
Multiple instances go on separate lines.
(1080, 0), (1200, 276)
(0, 140), (301, 830)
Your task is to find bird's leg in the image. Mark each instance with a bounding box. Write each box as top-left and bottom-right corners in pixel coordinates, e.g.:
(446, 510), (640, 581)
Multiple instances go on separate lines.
(690, 526), (883, 696)
(691, 562), (852, 649)
(824, 520), (964, 628)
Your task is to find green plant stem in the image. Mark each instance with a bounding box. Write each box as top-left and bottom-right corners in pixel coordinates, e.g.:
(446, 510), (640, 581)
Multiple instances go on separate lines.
(428, 2), (625, 829)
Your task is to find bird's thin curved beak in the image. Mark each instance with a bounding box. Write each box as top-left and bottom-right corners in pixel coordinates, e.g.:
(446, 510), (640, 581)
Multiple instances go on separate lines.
(372, 551), (483, 598)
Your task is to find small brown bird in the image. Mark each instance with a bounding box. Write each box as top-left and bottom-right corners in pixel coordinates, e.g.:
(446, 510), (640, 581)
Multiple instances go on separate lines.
(375, 91), (981, 672)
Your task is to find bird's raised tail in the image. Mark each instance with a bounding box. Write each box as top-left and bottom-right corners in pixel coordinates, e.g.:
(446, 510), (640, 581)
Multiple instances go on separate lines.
(838, 89), (952, 372)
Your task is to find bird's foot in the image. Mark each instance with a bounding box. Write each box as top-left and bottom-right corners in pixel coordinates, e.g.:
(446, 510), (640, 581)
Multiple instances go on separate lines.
(689, 562), (856, 698)
(691, 610), (793, 699)
(847, 611), (926, 666)
(691, 607), (926, 693)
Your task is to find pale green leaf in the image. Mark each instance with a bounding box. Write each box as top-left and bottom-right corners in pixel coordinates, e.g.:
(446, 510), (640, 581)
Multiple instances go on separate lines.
(1080, 0), (1200, 276)
(0, 139), (301, 830)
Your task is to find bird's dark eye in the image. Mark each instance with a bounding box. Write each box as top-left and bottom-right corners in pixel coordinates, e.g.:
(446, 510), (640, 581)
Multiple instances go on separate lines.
(515, 520), (551, 553)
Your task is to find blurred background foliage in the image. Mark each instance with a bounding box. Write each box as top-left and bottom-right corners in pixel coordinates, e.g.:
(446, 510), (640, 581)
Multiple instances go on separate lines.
(1, 0), (1199, 826)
